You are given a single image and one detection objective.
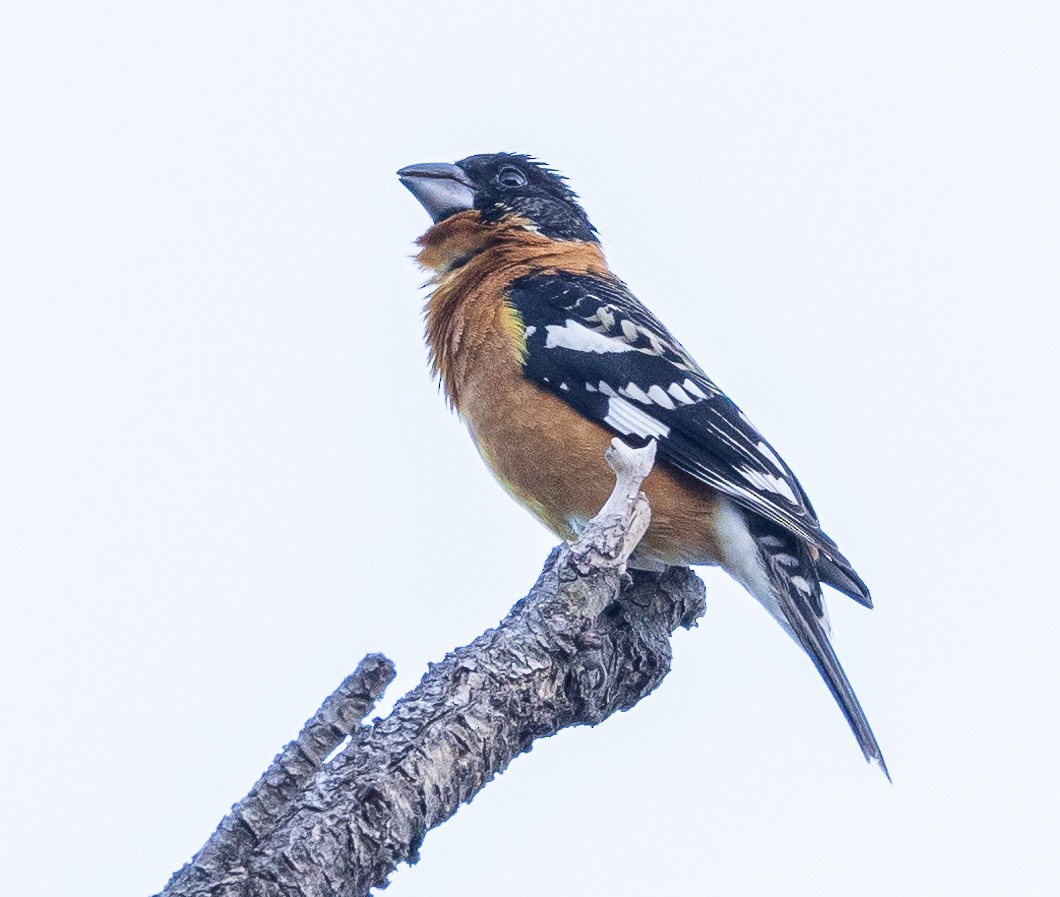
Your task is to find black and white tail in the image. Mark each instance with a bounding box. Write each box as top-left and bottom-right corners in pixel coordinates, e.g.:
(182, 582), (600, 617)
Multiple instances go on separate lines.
(716, 498), (888, 778)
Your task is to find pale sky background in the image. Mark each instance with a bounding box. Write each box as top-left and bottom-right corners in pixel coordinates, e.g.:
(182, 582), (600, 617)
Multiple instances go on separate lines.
(2, 2), (1058, 895)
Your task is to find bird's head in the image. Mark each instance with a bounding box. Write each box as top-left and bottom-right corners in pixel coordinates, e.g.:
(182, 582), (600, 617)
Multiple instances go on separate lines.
(398, 153), (597, 244)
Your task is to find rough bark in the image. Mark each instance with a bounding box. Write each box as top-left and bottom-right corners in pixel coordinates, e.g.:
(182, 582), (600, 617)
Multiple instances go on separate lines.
(157, 440), (706, 897)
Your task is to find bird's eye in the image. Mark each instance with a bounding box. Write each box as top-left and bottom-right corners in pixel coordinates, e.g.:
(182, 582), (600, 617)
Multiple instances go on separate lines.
(497, 166), (528, 188)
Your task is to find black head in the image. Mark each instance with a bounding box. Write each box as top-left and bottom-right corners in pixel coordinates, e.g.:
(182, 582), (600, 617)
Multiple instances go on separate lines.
(398, 153), (597, 243)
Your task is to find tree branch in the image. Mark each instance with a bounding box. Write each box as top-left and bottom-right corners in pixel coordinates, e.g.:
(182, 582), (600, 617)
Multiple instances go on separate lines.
(157, 440), (706, 897)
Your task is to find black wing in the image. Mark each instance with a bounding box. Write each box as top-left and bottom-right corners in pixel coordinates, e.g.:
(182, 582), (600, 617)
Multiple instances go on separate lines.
(508, 272), (869, 603)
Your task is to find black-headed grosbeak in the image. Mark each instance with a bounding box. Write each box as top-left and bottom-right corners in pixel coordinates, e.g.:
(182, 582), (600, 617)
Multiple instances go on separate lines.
(398, 153), (886, 776)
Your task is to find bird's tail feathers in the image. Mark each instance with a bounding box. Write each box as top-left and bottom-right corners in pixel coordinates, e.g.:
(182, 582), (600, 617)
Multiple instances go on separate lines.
(815, 551), (872, 608)
(757, 528), (889, 779)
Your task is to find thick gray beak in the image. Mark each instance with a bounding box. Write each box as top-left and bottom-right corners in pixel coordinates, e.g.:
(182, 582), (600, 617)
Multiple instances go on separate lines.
(397, 162), (477, 223)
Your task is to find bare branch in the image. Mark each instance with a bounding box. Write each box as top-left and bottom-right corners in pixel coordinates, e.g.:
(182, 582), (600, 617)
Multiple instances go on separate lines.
(157, 439), (706, 897)
(570, 438), (656, 574)
(164, 654), (396, 890)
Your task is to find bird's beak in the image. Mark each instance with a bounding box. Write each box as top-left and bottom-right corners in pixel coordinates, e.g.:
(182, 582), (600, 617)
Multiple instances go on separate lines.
(397, 162), (477, 223)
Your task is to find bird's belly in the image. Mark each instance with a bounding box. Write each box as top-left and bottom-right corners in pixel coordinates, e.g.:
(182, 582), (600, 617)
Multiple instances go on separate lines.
(459, 371), (725, 568)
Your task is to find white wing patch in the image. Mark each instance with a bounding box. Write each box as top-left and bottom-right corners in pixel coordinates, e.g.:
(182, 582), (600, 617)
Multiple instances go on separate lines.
(603, 396), (671, 440)
(757, 440), (785, 471)
(647, 385), (676, 409)
(736, 465), (799, 504)
(607, 380), (700, 411)
(619, 383), (651, 404)
(683, 378), (709, 400)
(668, 382), (695, 405)
(545, 320), (636, 354)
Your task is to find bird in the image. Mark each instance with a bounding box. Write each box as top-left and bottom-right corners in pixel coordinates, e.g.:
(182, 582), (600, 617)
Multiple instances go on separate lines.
(398, 152), (887, 777)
